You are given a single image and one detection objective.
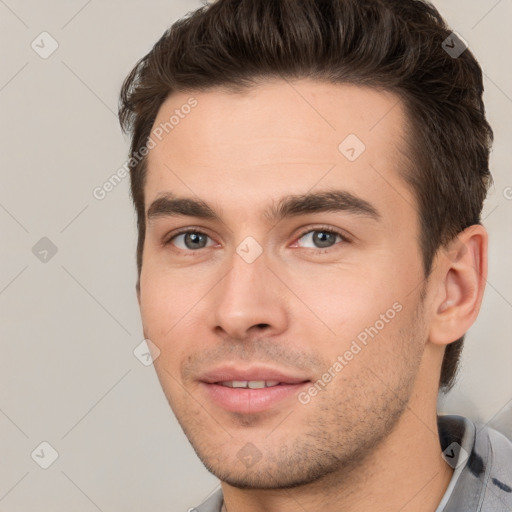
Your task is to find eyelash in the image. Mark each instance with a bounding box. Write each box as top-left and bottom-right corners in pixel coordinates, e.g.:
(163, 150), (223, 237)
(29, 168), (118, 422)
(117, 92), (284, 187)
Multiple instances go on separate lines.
(294, 225), (350, 251)
(163, 225), (350, 253)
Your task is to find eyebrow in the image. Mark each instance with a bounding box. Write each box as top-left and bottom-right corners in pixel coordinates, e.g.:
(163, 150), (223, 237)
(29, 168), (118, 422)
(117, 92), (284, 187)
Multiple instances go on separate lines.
(146, 190), (381, 224)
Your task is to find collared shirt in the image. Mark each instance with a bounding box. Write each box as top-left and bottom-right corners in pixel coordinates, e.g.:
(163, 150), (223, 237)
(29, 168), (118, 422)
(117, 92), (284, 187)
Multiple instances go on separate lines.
(193, 415), (512, 511)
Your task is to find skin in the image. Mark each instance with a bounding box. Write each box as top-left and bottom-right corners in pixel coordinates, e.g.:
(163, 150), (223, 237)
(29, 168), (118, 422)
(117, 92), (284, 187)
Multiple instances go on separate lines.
(137, 79), (487, 511)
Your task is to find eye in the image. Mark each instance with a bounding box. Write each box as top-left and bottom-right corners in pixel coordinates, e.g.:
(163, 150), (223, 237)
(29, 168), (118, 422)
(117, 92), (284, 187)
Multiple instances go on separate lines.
(295, 228), (346, 250)
(165, 230), (215, 251)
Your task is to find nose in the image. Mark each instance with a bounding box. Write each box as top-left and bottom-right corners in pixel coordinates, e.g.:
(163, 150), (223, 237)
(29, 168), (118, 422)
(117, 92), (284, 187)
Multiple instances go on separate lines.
(210, 251), (288, 342)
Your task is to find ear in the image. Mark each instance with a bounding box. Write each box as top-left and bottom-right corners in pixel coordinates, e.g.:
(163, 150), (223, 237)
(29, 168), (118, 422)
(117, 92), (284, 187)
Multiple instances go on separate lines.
(428, 224), (488, 346)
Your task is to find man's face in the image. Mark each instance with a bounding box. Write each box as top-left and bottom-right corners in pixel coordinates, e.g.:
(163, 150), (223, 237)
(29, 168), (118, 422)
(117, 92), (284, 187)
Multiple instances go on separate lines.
(139, 80), (431, 488)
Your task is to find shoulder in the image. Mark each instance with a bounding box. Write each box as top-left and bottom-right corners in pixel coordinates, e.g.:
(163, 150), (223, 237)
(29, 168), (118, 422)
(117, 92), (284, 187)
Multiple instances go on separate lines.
(438, 414), (512, 511)
(478, 421), (512, 494)
(190, 488), (224, 512)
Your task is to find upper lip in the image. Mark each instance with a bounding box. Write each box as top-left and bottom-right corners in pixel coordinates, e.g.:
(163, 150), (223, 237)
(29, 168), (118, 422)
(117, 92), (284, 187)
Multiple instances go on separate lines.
(199, 366), (311, 385)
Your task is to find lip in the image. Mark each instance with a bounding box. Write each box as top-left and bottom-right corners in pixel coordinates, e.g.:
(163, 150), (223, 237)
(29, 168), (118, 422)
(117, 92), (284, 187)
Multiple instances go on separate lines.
(200, 366), (310, 385)
(199, 366), (311, 414)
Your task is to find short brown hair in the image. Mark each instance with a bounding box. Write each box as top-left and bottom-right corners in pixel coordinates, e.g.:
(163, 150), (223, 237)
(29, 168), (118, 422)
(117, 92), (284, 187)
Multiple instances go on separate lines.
(118, 0), (493, 392)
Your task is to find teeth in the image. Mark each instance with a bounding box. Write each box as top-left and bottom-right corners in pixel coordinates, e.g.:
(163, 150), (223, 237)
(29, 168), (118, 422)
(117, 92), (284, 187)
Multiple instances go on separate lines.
(248, 381), (265, 389)
(219, 380), (281, 388)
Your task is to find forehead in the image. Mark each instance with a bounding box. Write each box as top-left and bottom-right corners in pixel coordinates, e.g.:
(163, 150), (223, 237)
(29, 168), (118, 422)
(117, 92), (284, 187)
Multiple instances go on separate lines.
(144, 79), (414, 220)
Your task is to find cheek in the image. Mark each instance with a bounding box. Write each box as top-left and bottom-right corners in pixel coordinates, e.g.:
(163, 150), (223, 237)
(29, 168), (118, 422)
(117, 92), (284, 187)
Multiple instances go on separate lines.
(139, 266), (197, 333)
(139, 278), (168, 338)
(138, 277), (188, 401)
(287, 264), (400, 333)
(138, 268), (210, 378)
(289, 268), (421, 376)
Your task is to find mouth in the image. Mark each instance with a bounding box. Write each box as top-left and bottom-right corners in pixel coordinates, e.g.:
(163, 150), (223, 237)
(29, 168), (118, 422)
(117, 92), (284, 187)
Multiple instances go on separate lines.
(199, 367), (311, 414)
(217, 380), (282, 388)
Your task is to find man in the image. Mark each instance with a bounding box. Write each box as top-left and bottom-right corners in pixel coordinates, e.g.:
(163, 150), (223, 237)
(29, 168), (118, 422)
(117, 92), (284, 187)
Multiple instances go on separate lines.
(118, 0), (512, 510)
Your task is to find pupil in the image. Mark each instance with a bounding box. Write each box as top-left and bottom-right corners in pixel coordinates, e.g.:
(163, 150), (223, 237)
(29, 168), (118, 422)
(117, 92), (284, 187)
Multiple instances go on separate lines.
(314, 231), (335, 248)
(185, 232), (206, 249)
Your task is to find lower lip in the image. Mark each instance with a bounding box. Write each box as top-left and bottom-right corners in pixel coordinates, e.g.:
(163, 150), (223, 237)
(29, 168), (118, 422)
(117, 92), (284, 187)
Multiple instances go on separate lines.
(201, 382), (309, 414)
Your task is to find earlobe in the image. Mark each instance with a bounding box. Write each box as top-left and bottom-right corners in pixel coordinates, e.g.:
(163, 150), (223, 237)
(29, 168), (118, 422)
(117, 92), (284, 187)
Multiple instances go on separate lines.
(429, 225), (488, 346)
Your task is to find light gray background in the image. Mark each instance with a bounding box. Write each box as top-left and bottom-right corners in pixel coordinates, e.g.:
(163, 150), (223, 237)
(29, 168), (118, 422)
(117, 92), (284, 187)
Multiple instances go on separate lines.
(0, 0), (511, 510)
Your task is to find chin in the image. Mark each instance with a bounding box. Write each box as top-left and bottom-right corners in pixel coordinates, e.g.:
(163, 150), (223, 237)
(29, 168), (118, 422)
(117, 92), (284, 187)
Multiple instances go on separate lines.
(204, 464), (330, 490)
